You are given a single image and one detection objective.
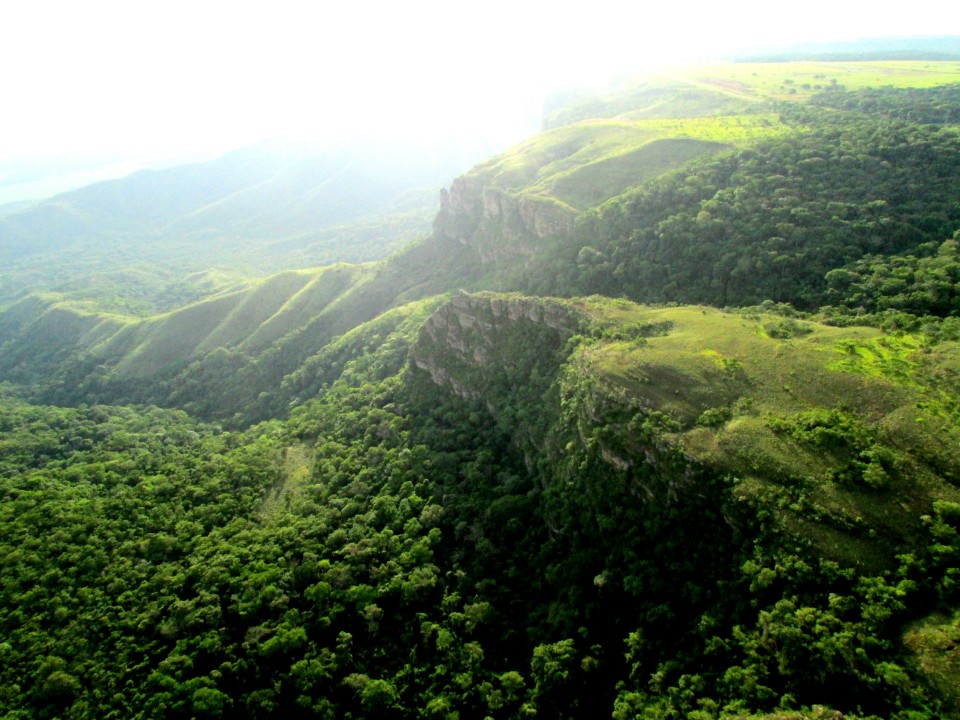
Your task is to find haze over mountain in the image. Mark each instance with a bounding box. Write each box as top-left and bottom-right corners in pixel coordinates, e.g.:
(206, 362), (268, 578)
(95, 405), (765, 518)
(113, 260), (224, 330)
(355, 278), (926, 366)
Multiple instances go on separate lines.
(4, 0), (956, 204)
(0, 134), (499, 306)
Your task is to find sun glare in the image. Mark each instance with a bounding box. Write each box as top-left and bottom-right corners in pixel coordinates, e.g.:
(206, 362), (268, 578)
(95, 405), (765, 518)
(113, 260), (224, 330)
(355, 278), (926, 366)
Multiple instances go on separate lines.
(0, 0), (957, 170)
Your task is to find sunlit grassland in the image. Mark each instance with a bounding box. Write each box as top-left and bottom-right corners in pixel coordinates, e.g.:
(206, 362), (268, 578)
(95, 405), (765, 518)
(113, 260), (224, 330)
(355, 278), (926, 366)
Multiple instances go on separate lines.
(584, 305), (895, 423)
(665, 60), (960, 101)
(476, 114), (791, 189)
(106, 264), (386, 378)
(13, 265), (380, 380)
(469, 113), (792, 210)
(570, 301), (960, 571)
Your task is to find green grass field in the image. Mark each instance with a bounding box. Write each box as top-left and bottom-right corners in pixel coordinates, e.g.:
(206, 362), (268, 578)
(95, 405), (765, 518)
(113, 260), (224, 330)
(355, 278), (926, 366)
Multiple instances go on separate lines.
(465, 113), (792, 210)
(664, 60), (960, 101)
(558, 300), (960, 571)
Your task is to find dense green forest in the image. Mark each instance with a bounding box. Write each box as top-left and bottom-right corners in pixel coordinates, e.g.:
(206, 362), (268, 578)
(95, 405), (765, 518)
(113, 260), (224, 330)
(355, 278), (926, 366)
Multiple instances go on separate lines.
(4, 62), (960, 719)
(4, 295), (960, 719)
(519, 108), (960, 310)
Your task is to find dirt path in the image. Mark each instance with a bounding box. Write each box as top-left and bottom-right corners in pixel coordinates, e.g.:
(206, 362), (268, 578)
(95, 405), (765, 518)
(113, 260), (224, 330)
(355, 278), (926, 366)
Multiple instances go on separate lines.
(660, 72), (765, 103)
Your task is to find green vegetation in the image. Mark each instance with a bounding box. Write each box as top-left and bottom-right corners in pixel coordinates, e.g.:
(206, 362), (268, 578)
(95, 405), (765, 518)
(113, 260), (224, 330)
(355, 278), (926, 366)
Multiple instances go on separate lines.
(669, 61), (960, 101)
(543, 62), (960, 129)
(457, 114), (789, 212)
(3, 293), (960, 718)
(6, 56), (960, 718)
(518, 112), (960, 308)
(0, 137), (479, 309)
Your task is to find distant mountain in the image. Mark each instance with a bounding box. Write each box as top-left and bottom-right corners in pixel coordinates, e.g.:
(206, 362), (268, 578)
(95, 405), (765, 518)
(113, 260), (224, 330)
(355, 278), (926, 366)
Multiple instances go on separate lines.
(0, 137), (493, 304)
(0, 199), (37, 219)
(736, 35), (960, 62)
(0, 150), (161, 206)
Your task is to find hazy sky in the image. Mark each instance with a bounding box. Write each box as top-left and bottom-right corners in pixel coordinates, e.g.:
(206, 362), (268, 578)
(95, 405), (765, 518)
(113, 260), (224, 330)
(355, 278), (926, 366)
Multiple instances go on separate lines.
(1, 0), (959, 171)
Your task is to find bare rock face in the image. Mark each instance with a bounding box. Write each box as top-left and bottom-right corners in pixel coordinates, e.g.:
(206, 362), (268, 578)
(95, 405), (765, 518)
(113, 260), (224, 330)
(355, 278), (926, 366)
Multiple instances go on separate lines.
(517, 195), (576, 240)
(435, 176), (486, 244)
(434, 175), (576, 265)
(411, 292), (587, 401)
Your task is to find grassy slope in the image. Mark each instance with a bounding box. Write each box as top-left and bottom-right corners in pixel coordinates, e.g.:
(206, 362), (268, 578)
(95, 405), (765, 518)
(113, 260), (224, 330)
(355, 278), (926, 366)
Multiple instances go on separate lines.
(542, 62), (960, 131)
(0, 270), (344, 380)
(664, 60), (960, 101)
(0, 239), (462, 390)
(462, 114), (789, 212)
(96, 267), (387, 378)
(413, 291), (960, 575)
(524, 60), (960, 213)
(570, 302), (960, 571)
(195, 270), (319, 353)
(542, 76), (756, 127)
(242, 264), (378, 350)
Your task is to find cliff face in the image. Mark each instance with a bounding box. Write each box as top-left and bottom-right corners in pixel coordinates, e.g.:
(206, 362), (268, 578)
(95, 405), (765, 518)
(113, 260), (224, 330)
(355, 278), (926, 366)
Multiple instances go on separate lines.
(410, 292), (704, 503)
(434, 177), (577, 264)
(412, 291), (586, 398)
(409, 293), (960, 571)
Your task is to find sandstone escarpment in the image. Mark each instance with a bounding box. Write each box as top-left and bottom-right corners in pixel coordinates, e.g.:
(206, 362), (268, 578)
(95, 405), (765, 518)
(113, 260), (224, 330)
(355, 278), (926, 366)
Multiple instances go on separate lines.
(434, 177), (576, 264)
(410, 292), (708, 503)
(411, 291), (587, 400)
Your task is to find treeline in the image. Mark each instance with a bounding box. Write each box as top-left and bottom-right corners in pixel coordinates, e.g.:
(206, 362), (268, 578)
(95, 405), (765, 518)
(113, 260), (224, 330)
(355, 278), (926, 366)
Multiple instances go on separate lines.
(519, 106), (960, 314)
(823, 238), (960, 316)
(811, 84), (960, 124)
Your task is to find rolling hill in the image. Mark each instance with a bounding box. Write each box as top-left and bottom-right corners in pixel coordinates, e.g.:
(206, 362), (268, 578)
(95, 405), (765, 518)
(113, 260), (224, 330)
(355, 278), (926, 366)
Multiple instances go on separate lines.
(0, 136), (496, 308)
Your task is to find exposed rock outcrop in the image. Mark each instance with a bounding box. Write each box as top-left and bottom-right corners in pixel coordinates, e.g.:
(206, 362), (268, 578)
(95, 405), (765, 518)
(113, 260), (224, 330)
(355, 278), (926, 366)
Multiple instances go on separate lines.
(434, 178), (576, 264)
(410, 292), (704, 503)
(411, 291), (587, 400)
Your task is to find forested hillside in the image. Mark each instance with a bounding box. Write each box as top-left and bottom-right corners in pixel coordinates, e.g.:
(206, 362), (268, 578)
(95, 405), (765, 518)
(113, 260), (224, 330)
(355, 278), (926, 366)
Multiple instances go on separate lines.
(3, 59), (960, 719)
(3, 294), (960, 718)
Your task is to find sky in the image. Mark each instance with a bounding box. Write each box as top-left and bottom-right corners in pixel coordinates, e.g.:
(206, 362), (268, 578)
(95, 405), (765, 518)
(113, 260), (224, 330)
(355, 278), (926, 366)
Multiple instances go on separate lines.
(1, 0), (959, 201)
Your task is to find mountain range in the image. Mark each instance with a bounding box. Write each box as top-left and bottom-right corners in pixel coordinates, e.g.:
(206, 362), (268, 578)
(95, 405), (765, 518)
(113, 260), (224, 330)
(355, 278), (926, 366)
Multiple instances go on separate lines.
(0, 135), (496, 309)
(2, 51), (960, 719)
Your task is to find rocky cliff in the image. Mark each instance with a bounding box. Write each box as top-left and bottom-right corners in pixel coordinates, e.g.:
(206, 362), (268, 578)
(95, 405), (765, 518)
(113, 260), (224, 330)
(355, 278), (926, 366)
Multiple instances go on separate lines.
(411, 291), (587, 400)
(410, 294), (960, 570)
(434, 177), (577, 264)
(410, 292), (706, 504)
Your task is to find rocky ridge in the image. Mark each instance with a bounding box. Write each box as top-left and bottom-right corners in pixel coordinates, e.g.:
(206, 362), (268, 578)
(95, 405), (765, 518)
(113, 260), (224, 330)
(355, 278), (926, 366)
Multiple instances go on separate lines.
(434, 177), (576, 264)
